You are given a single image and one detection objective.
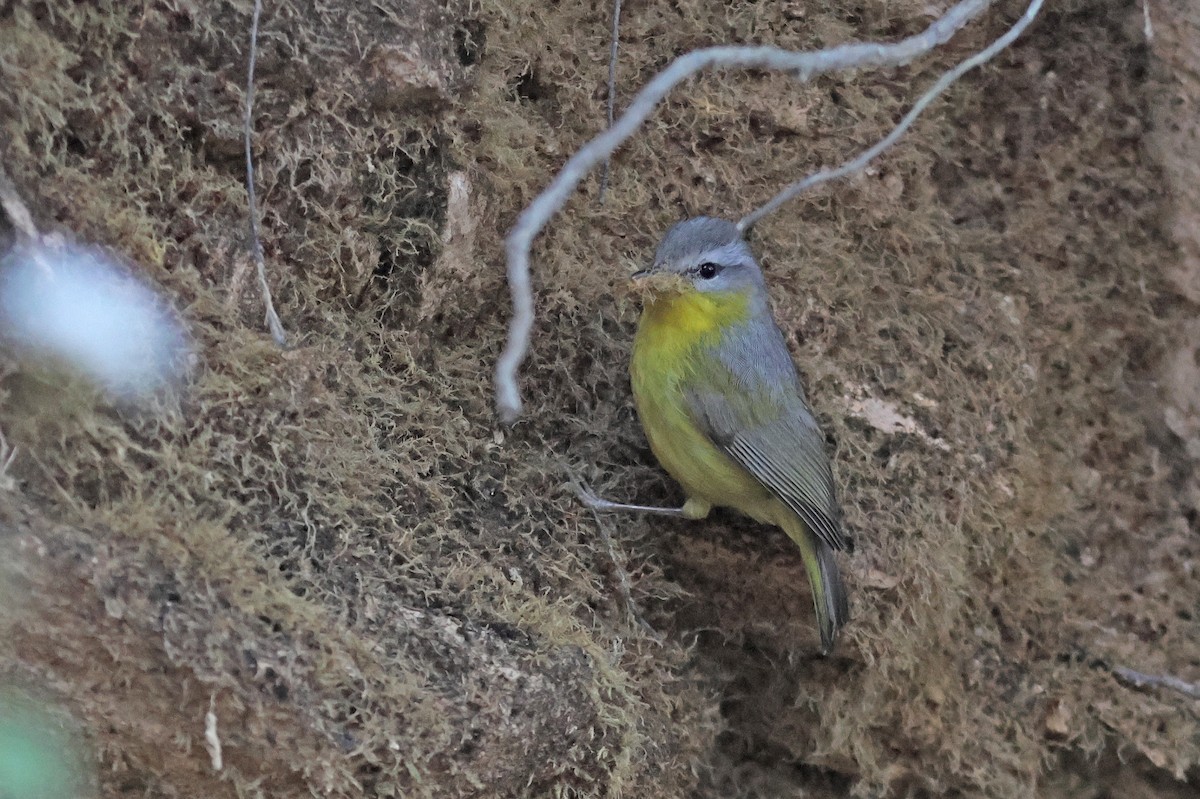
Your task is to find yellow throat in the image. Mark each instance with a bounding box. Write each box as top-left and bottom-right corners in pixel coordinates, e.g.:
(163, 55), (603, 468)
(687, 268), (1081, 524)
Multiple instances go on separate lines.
(633, 286), (753, 360)
(629, 282), (765, 517)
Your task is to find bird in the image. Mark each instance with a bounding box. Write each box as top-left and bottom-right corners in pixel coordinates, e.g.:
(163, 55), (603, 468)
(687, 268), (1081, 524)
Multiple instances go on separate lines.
(580, 216), (851, 653)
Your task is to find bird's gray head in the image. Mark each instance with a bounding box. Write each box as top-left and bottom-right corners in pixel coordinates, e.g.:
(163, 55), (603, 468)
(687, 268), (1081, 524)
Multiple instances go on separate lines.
(639, 216), (764, 294)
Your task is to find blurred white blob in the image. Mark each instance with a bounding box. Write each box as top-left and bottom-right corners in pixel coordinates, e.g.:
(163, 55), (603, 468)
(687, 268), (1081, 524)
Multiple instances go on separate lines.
(0, 689), (92, 799)
(0, 243), (190, 401)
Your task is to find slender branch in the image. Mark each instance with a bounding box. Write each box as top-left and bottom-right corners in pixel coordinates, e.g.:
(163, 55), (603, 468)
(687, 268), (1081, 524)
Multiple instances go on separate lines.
(570, 473), (660, 639)
(0, 425), (18, 492)
(739, 0), (1044, 231)
(0, 166), (59, 278)
(495, 0), (996, 423)
(1114, 666), (1200, 700)
(204, 693), (224, 771)
(0, 168), (53, 276)
(597, 0), (623, 204)
(594, 517), (659, 638)
(244, 0), (288, 347)
(0, 168), (39, 242)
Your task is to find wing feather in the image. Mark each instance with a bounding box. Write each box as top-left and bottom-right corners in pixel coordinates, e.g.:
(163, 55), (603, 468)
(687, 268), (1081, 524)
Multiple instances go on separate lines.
(682, 317), (849, 551)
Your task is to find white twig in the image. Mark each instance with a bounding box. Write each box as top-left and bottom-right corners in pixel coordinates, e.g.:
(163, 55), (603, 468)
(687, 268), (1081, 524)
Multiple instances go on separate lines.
(1114, 666), (1200, 700)
(739, 0), (1044, 231)
(204, 694), (223, 771)
(0, 427), (17, 492)
(244, 0), (288, 347)
(594, 517), (658, 638)
(495, 0), (997, 422)
(0, 170), (39, 242)
(1141, 0), (1153, 42)
(571, 474), (660, 639)
(0, 169), (54, 277)
(598, 0), (623, 204)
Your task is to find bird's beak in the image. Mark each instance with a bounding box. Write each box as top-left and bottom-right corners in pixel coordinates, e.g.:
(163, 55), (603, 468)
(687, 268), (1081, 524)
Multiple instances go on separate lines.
(628, 265), (686, 299)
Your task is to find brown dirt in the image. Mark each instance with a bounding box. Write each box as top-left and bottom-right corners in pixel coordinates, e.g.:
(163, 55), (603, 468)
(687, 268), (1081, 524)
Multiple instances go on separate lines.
(0, 0), (1197, 797)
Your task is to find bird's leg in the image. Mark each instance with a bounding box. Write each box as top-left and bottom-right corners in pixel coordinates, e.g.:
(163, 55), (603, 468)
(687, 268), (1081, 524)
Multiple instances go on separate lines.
(575, 483), (711, 520)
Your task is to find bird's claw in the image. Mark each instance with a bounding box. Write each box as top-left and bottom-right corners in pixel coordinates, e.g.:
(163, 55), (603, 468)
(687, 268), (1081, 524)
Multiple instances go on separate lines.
(572, 481), (607, 509)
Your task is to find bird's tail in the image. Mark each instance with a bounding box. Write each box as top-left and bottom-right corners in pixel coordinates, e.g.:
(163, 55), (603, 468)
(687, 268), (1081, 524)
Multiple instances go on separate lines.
(781, 516), (850, 655)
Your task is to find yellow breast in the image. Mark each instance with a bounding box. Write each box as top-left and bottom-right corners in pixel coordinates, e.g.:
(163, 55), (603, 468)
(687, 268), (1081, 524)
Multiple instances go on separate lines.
(630, 288), (771, 514)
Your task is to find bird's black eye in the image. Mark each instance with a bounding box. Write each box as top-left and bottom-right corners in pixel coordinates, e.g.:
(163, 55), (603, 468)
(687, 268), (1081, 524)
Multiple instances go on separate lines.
(697, 262), (721, 279)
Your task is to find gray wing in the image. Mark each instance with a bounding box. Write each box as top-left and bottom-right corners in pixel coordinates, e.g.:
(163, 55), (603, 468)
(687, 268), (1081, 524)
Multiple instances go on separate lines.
(684, 315), (849, 552)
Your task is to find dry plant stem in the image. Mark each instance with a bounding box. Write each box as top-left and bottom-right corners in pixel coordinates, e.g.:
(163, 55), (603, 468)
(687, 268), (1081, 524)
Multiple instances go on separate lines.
(0, 427), (18, 491)
(0, 165), (59, 278)
(0, 168), (40, 241)
(204, 694), (223, 771)
(495, 0), (996, 422)
(593, 519), (658, 638)
(739, 0), (1045, 231)
(598, 0), (622, 204)
(1114, 666), (1200, 700)
(244, 0), (288, 347)
(573, 476), (660, 636)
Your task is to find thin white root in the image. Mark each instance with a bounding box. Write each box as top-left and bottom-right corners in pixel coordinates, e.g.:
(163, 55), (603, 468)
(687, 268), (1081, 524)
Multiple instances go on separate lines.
(738, 0), (1044, 231)
(244, 0), (288, 347)
(598, 0), (623, 204)
(204, 694), (223, 771)
(1114, 666), (1200, 700)
(495, 0), (1019, 422)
